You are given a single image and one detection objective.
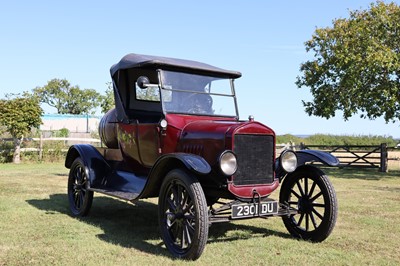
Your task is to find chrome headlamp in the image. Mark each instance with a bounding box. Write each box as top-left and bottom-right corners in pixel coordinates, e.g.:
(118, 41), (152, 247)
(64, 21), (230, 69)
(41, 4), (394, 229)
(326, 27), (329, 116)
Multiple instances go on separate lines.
(280, 150), (298, 173)
(219, 151), (238, 176)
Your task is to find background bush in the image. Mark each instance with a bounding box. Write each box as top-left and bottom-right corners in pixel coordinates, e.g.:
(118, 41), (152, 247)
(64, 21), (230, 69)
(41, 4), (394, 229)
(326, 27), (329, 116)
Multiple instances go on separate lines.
(0, 129), (70, 163)
(0, 141), (13, 163)
(41, 141), (68, 162)
(276, 134), (398, 147)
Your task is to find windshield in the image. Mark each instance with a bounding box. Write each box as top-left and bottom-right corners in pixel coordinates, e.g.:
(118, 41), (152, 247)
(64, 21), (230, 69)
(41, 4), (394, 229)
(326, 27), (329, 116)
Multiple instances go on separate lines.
(160, 70), (238, 117)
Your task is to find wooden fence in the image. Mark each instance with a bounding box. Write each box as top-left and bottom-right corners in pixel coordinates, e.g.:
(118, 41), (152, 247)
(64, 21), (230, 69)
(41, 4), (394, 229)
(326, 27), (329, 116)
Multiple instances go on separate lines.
(2, 137), (399, 171)
(299, 143), (394, 172)
(0, 137), (100, 161)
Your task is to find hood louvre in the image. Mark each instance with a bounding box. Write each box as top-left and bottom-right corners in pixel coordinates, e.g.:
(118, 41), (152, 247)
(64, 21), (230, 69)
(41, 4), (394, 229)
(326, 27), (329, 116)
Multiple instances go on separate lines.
(182, 144), (204, 156)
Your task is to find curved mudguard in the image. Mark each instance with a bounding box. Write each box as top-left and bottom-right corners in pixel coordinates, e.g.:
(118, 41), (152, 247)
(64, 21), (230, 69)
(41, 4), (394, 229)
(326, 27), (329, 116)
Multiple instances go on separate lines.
(276, 150), (339, 179)
(139, 153), (211, 198)
(65, 144), (111, 185)
(296, 150), (340, 167)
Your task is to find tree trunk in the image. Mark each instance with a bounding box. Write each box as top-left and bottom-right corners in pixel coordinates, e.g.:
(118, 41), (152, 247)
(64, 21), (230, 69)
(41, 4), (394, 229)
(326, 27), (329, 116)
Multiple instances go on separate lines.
(13, 136), (23, 164)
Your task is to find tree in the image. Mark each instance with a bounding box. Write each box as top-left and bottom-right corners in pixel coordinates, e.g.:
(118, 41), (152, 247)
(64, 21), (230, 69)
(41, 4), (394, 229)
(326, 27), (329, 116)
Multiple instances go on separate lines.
(33, 78), (102, 115)
(100, 82), (115, 114)
(99, 81), (160, 114)
(296, 1), (400, 123)
(0, 93), (43, 163)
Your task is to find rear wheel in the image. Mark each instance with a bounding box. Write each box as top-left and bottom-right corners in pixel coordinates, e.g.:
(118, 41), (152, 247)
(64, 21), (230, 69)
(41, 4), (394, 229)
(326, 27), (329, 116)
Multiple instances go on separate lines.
(68, 157), (93, 216)
(158, 169), (209, 260)
(279, 166), (337, 242)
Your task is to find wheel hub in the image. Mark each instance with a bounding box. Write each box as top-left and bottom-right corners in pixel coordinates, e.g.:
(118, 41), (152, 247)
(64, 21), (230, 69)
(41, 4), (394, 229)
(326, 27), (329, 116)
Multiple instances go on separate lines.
(175, 212), (184, 219)
(74, 183), (83, 190)
(167, 210), (185, 224)
(298, 196), (312, 213)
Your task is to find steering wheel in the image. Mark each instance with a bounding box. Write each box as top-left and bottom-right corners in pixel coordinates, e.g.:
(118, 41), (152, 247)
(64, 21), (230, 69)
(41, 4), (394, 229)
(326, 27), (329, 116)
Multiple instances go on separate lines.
(185, 94), (213, 114)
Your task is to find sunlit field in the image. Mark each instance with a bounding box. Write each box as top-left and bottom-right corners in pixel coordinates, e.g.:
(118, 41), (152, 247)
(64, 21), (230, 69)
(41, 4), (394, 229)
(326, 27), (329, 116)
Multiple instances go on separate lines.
(0, 163), (399, 265)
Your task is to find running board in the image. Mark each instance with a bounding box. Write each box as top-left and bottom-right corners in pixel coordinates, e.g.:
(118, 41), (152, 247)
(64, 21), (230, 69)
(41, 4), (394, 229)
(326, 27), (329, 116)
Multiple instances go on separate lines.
(89, 170), (147, 201)
(89, 187), (140, 201)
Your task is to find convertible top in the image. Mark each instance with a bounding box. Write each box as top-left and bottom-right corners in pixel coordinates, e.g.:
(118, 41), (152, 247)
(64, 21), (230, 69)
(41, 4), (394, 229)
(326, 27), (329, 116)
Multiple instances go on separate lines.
(110, 53), (242, 79)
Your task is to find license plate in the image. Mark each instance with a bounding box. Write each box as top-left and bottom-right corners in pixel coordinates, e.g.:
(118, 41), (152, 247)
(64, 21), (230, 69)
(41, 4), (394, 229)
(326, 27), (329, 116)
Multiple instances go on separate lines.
(232, 201), (278, 219)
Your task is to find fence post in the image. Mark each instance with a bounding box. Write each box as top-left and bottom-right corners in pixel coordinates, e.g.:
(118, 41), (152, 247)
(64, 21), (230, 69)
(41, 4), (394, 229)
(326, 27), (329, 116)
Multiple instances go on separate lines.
(39, 132), (43, 161)
(380, 143), (388, 172)
(300, 142), (305, 150)
(86, 113), (89, 133)
(289, 141), (296, 151)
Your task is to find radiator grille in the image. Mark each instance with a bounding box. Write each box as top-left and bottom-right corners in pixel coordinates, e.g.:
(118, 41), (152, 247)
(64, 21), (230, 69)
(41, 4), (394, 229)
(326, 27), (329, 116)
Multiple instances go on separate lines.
(233, 134), (274, 186)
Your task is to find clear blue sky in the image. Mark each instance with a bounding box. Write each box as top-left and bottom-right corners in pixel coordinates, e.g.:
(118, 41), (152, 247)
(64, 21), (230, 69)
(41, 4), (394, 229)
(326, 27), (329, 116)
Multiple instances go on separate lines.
(1, 0), (399, 138)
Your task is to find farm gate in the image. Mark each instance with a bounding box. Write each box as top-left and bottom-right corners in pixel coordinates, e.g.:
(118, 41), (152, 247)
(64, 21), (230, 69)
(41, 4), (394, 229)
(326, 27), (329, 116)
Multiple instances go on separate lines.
(300, 143), (389, 172)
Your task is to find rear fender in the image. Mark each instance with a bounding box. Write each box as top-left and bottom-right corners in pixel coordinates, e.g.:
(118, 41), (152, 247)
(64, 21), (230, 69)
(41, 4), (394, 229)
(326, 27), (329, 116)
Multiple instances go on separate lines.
(140, 153), (211, 198)
(65, 144), (111, 185)
(276, 150), (339, 180)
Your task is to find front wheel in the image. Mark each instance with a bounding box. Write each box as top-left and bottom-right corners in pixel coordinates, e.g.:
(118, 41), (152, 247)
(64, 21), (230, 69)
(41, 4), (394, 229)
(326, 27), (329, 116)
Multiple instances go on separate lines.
(280, 166), (337, 242)
(67, 157), (93, 217)
(158, 169), (209, 260)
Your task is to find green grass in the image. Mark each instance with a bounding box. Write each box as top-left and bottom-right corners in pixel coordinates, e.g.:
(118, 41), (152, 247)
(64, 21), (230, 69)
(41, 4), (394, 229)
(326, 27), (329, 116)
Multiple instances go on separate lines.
(0, 164), (400, 265)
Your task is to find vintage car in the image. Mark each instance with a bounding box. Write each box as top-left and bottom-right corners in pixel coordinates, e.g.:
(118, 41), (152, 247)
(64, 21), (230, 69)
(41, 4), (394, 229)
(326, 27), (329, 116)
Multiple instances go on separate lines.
(65, 53), (339, 260)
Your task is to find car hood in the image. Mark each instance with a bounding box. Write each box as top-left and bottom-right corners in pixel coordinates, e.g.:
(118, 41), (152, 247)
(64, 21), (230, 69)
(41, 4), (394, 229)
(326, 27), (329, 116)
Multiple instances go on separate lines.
(180, 118), (275, 140)
(167, 115), (275, 164)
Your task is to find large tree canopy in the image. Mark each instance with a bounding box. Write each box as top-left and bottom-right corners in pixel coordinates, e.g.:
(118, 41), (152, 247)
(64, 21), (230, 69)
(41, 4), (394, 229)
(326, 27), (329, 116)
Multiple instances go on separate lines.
(34, 78), (102, 115)
(296, 1), (400, 123)
(0, 93), (43, 163)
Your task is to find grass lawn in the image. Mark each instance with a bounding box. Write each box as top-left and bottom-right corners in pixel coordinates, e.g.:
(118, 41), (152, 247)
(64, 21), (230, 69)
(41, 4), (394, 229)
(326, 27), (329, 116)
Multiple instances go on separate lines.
(0, 163), (399, 265)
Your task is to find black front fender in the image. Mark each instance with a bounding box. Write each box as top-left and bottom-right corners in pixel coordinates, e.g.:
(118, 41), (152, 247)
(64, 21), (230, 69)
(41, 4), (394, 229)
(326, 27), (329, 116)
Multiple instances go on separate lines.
(276, 150), (339, 179)
(296, 150), (340, 167)
(140, 153), (211, 198)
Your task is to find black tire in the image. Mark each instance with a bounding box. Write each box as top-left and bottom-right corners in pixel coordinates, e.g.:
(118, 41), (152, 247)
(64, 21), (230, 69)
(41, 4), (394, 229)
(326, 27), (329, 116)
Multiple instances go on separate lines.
(158, 169), (209, 260)
(67, 157), (93, 217)
(279, 165), (337, 242)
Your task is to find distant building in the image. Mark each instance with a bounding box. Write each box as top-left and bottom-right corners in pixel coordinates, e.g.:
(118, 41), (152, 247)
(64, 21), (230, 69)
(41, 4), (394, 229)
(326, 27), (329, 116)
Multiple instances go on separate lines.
(40, 114), (101, 133)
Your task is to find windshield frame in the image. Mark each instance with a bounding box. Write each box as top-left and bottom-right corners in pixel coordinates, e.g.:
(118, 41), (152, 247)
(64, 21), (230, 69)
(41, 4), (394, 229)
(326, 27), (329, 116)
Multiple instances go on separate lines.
(157, 70), (239, 118)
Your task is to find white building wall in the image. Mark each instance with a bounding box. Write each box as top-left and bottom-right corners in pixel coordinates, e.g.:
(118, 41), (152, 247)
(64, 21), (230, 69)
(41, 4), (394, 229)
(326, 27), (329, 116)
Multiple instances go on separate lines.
(40, 114), (101, 133)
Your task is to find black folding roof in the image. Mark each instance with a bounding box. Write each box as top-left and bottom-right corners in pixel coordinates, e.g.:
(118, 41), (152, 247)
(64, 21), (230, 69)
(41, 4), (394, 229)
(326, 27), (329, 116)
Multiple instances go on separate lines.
(110, 53), (242, 78)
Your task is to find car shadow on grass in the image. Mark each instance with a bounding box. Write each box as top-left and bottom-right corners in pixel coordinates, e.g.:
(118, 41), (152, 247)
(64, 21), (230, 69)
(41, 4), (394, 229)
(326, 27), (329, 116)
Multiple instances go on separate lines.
(208, 222), (290, 243)
(27, 194), (291, 258)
